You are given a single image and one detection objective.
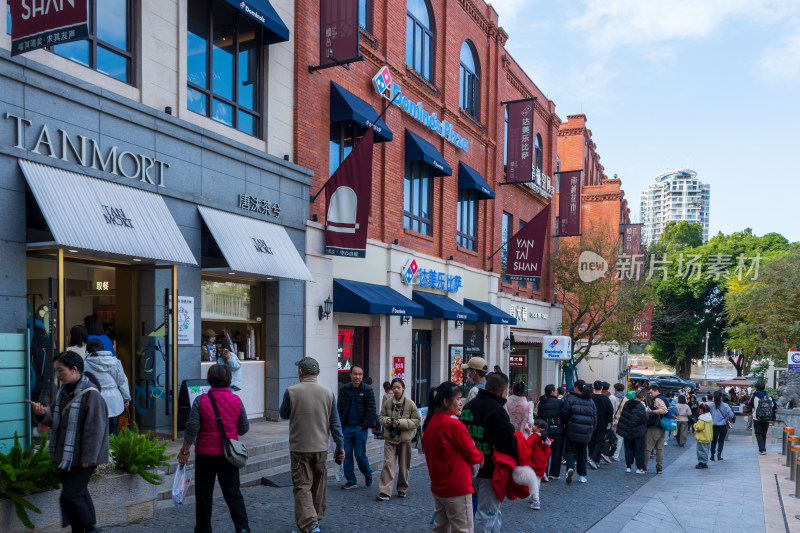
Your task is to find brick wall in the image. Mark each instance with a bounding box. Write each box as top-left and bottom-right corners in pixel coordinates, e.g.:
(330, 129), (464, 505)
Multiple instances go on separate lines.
(294, 0), (560, 301)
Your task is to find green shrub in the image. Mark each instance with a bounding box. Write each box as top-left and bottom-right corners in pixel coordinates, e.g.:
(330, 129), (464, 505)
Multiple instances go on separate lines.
(0, 432), (60, 530)
(109, 422), (174, 485)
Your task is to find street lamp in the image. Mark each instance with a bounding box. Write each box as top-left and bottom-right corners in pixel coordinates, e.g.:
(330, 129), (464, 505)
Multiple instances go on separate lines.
(318, 296), (333, 320)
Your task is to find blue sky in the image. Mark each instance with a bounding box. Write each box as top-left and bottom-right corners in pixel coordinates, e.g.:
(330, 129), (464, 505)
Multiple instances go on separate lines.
(493, 0), (800, 242)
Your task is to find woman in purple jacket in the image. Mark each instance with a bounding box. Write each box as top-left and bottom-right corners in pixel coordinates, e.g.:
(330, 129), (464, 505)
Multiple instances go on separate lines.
(178, 364), (250, 533)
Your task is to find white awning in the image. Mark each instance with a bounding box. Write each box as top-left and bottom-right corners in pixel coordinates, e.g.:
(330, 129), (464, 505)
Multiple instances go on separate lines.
(197, 206), (313, 282)
(511, 330), (544, 344)
(20, 160), (197, 265)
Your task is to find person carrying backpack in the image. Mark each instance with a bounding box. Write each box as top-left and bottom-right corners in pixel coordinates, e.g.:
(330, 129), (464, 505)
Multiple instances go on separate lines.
(748, 381), (777, 455)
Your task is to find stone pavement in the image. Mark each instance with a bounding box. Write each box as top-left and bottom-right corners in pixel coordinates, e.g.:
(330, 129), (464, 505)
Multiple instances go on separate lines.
(106, 434), (688, 532)
(588, 427), (766, 533)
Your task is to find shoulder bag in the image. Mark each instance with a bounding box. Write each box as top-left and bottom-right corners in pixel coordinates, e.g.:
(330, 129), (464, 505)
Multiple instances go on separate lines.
(207, 392), (248, 468)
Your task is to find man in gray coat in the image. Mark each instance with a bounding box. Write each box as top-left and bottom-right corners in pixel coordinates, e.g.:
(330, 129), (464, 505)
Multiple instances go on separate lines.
(280, 357), (344, 533)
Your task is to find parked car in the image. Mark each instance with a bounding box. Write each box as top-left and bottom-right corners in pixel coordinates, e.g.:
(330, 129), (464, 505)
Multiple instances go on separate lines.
(651, 375), (696, 394)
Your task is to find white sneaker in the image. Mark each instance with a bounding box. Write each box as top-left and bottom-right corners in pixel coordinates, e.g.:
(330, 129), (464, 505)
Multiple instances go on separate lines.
(626, 467), (631, 473)
(530, 499), (541, 510)
(578, 476), (588, 483)
(587, 459), (599, 470)
(566, 468), (574, 484)
(635, 469), (646, 474)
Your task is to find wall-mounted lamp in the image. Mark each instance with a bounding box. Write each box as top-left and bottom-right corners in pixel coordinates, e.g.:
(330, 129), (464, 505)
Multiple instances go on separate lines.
(164, 106), (172, 115)
(393, 239), (399, 244)
(503, 336), (511, 350)
(318, 295), (333, 320)
(455, 320), (464, 329)
(401, 315), (411, 325)
(448, 255), (454, 260)
(312, 214), (319, 222)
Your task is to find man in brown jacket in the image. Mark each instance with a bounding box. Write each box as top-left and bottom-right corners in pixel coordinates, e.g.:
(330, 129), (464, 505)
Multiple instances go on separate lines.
(279, 357), (345, 533)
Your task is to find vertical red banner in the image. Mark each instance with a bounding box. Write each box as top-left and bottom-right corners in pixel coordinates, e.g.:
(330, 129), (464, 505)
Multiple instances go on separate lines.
(320, 0), (359, 66)
(623, 224), (643, 256)
(559, 170), (582, 236)
(325, 129), (374, 257)
(633, 302), (654, 341)
(392, 356), (406, 381)
(506, 99), (536, 183)
(505, 204), (551, 281)
(10, 0), (89, 56)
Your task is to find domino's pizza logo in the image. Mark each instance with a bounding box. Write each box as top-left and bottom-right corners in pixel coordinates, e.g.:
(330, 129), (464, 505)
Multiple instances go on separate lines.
(549, 339), (559, 349)
(792, 352), (800, 364)
(402, 259), (418, 284)
(373, 66), (393, 99)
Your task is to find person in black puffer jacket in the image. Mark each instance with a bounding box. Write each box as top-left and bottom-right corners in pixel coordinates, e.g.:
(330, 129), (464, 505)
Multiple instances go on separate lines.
(616, 388), (648, 473)
(560, 380), (597, 484)
(537, 384), (564, 479)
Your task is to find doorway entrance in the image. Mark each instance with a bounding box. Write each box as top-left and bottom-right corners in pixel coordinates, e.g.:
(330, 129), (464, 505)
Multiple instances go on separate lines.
(411, 329), (431, 407)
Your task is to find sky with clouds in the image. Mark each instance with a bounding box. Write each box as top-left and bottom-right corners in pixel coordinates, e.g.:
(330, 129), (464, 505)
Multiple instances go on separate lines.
(492, 0), (800, 242)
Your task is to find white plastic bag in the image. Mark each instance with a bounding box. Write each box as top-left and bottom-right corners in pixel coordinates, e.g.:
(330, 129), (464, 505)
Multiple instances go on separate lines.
(172, 464), (192, 508)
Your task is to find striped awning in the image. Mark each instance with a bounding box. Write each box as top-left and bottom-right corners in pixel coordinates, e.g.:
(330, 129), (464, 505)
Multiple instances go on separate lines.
(511, 330), (544, 344)
(20, 160), (197, 265)
(198, 206), (313, 281)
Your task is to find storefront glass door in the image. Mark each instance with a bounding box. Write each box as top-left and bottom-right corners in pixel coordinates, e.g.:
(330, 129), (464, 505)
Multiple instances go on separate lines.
(411, 330), (431, 407)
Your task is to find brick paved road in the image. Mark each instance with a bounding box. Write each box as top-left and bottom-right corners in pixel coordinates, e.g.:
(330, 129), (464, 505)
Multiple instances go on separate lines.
(107, 439), (687, 532)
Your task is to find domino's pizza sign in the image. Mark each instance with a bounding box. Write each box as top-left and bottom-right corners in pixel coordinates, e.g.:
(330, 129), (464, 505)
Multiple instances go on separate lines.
(372, 66), (393, 99)
(543, 336), (572, 361)
(789, 351), (800, 372)
(401, 259), (419, 284)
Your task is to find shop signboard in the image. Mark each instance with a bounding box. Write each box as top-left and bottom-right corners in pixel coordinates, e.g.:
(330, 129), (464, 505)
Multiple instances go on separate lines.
(622, 223), (643, 256)
(373, 66), (469, 151)
(319, 0), (359, 66)
(558, 170), (582, 236)
(505, 204), (550, 282)
(177, 296), (194, 345)
(392, 356), (406, 381)
(509, 354), (527, 367)
(633, 302), (653, 341)
(464, 327), (484, 355)
(542, 335), (572, 361)
(325, 128), (374, 257)
(9, 0), (90, 56)
(506, 99), (535, 184)
(789, 351), (800, 373)
(187, 383), (211, 406)
(449, 345), (464, 383)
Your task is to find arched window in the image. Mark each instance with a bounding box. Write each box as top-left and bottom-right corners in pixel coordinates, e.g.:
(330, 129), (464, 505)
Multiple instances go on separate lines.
(406, 0), (433, 81)
(534, 134), (543, 171)
(459, 41), (479, 118)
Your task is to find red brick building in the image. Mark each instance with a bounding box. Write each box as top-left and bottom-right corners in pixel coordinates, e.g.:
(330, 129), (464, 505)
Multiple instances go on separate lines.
(297, 0), (564, 400)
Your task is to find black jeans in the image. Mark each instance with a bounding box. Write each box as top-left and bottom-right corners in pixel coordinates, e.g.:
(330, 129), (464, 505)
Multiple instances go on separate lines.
(59, 465), (97, 533)
(711, 425), (728, 457)
(194, 454), (249, 533)
(589, 429), (606, 462)
(548, 433), (564, 477)
(753, 420), (770, 453)
(564, 439), (588, 477)
(623, 437), (645, 469)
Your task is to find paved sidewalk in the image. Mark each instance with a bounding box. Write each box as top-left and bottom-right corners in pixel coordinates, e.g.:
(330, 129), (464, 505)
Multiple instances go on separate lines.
(588, 429), (765, 533)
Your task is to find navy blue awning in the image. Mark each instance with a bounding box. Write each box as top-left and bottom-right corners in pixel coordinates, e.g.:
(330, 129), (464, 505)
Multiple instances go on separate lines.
(412, 291), (477, 321)
(223, 0), (289, 44)
(330, 82), (393, 143)
(333, 279), (424, 316)
(463, 299), (517, 325)
(405, 129), (452, 177)
(458, 162), (495, 200)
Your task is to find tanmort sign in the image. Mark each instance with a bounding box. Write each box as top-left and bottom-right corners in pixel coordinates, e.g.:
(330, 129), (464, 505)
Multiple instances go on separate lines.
(505, 204), (551, 282)
(319, 0), (359, 66)
(10, 0), (89, 56)
(558, 170), (581, 236)
(633, 302), (654, 341)
(506, 99), (535, 184)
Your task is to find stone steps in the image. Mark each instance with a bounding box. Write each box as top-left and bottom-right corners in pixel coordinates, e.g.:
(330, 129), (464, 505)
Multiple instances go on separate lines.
(156, 437), (424, 509)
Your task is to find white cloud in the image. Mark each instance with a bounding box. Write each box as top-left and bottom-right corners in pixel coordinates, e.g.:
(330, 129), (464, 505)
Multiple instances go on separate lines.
(759, 27), (800, 82)
(569, 0), (793, 53)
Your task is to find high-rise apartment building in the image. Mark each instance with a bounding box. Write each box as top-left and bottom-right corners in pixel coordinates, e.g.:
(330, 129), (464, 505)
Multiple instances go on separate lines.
(640, 169), (710, 245)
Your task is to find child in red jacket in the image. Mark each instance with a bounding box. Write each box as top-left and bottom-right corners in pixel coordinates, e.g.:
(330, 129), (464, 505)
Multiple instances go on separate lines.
(526, 419), (552, 510)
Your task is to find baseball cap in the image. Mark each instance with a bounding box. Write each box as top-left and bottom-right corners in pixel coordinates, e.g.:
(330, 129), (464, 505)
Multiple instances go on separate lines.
(462, 356), (488, 372)
(295, 357), (320, 374)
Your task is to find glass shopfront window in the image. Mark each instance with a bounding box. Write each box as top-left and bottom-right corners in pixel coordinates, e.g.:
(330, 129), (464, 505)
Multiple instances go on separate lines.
(200, 278), (264, 361)
(338, 327), (368, 385)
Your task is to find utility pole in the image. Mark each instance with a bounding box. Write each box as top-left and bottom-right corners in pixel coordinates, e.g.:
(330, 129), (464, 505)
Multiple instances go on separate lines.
(703, 330), (710, 382)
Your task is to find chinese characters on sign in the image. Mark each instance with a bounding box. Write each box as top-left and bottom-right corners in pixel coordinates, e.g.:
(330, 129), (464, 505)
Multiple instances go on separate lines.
(632, 302), (653, 341)
(320, 0), (359, 66)
(558, 170), (582, 236)
(509, 304), (548, 322)
(392, 356), (406, 381)
(95, 282), (110, 291)
(613, 253), (762, 281)
(10, 0), (89, 56)
(401, 260), (462, 292)
(509, 355), (527, 367)
(238, 194), (280, 217)
(506, 100), (535, 185)
(622, 224), (643, 256)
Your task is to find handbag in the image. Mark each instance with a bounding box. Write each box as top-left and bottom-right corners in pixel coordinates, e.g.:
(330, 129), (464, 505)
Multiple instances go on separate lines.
(118, 405), (131, 433)
(207, 392), (248, 468)
(660, 416), (677, 432)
